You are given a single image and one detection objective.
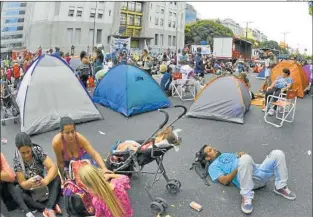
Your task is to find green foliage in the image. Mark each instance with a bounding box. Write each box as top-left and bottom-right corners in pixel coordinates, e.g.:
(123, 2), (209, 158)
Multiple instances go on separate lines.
(185, 20), (234, 51)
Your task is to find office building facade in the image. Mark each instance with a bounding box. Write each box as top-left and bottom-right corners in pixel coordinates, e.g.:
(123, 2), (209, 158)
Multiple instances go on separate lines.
(1, 2), (27, 56)
(23, 1), (185, 55)
(220, 18), (244, 37)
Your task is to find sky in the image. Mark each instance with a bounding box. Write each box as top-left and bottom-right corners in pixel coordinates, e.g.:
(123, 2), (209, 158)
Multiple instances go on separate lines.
(189, 2), (312, 55)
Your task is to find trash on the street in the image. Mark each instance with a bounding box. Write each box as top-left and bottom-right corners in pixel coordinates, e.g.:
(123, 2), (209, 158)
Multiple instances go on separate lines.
(1, 138), (7, 144)
(308, 150), (312, 156)
(171, 204), (175, 208)
(98, 131), (106, 135)
(190, 201), (202, 212)
(261, 143), (268, 146)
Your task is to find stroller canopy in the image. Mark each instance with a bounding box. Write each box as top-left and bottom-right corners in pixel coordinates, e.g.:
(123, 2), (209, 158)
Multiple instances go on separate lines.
(93, 64), (171, 117)
(187, 76), (251, 124)
(16, 54), (102, 135)
(271, 60), (309, 98)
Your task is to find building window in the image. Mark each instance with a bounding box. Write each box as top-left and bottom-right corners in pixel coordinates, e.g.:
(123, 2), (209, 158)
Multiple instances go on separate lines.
(1, 34), (23, 40)
(4, 18), (24, 24)
(67, 28), (73, 44)
(98, 9), (103, 18)
(135, 16), (141, 26)
(169, 12), (172, 17)
(174, 2), (177, 5)
(173, 36), (176, 46)
(134, 29), (140, 37)
(75, 28), (81, 44)
(173, 12), (176, 17)
(4, 10), (25, 15)
(151, 3), (152, 9)
(160, 18), (164, 26)
(109, 10), (111, 16)
(135, 2), (142, 12)
(128, 2), (135, 11)
(127, 14), (134, 25)
(68, 7), (74, 17)
(172, 21), (176, 28)
(161, 8), (164, 14)
(160, 34), (164, 46)
(120, 13), (126, 25)
(156, 5), (160, 13)
(90, 9), (96, 18)
(121, 2), (127, 10)
(168, 35), (172, 46)
(155, 17), (159, 25)
(76, 8), (82, 17)
(168, 21), (171, 28)
(96, 29), (102, 43)
(1, 26), (23, 32)
(155, 34), (158, 45)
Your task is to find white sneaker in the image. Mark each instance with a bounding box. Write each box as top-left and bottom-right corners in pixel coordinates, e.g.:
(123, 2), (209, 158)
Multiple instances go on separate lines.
(268, 109), (275, 116)
(26, 212), (35, 217)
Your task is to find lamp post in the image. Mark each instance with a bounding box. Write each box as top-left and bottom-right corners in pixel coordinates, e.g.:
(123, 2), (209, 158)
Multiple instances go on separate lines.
(281, 32), (289, 49)
(176, 7), (186, 57)
(92, 2), (98, 49)
(244, 21), (253, 61)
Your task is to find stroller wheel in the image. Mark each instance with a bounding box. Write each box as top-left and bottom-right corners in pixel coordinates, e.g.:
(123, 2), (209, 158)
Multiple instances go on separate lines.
(13, 119), (18, 124)
(166, 179), (181, 194)
(150, 201), (165, 215)
(155, 197), (168, 209)
(1, 120), (5, 126)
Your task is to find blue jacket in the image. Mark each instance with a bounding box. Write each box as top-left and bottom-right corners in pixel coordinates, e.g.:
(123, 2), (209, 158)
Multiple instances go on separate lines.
(160, 72), (172, 91)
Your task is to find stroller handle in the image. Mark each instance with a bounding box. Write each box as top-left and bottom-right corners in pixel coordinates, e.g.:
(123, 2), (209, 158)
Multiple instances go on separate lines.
(158, 109), (169, 129)
(174, 105), (187, 119)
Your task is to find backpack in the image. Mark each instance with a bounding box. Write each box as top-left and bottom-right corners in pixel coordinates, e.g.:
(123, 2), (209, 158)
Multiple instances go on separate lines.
(189, 145), (211, 186)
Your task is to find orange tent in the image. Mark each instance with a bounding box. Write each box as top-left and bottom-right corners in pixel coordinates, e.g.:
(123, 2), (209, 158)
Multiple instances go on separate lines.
(270, 60), (309, 98)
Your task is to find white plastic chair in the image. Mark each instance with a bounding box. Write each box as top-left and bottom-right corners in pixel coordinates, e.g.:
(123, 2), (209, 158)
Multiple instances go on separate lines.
(264, 89), (298, 128)
(171, 78), (196, 101)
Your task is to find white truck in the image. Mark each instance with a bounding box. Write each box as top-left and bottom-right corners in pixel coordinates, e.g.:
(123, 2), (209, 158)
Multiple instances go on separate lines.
(213, 37), (252, 60)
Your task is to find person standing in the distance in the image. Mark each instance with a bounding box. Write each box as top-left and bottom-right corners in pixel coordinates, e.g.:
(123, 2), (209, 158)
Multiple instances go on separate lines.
(119, 43), (129, 64)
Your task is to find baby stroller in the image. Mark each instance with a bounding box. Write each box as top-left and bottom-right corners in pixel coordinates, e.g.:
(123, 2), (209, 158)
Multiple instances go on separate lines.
(106, 105), (187, 215)
(0, 81), (20, 126)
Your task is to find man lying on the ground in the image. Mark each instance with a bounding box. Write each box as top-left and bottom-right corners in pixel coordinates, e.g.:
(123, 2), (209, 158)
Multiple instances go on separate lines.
(201, 145), (296, 214)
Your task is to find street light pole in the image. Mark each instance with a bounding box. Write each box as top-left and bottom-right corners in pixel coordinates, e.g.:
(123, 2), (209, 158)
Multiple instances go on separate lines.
(244, 21), (253, 61)
(176, 7), (186, 57)
(92, 2), (98, 49)
(281, 32), (289, 49)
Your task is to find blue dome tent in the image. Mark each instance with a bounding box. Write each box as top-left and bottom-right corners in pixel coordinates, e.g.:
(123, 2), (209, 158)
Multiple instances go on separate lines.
(93, 64), (171, 116)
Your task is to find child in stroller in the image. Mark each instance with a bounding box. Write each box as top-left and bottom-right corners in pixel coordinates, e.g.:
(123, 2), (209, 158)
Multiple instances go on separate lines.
(0, 80), (19, 126)
(106, 105), (187, 215)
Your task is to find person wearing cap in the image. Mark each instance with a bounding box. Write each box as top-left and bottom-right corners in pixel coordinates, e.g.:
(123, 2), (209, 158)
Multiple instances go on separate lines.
(159, 64), (172, 95)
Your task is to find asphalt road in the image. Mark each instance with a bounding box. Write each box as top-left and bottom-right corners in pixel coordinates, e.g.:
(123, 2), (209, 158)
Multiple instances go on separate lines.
(1, 73), (312, 217)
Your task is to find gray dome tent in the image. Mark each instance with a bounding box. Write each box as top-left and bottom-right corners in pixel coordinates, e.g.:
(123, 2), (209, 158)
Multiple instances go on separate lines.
(187, 76), (251, 124)
(16, 55), (103, 135)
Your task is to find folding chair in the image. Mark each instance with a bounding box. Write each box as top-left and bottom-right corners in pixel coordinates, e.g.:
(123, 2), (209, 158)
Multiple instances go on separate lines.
(264, 89), (298, 128)
(171, 75), (196, 101)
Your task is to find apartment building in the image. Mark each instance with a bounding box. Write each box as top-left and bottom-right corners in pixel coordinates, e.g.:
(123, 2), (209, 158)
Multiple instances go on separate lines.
(220, 18), (244, 37)
(1, 2), (27, 56)
(23, 1), (185, 55)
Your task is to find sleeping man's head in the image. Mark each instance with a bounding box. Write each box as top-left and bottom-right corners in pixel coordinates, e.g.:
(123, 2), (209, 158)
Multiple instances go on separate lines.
(202, 145), (219, 161)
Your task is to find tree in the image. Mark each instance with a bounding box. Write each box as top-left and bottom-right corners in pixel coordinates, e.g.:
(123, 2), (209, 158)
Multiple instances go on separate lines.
(185, 20), (234, 51)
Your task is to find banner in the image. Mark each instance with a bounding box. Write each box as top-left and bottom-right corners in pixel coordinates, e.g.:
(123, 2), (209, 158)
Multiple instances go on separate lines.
(110, 37), (131, 53)
(191, 45), (211, 55)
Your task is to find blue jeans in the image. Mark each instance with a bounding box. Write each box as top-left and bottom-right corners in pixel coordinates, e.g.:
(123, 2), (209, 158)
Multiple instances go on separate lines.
(237, 150), (288, 199)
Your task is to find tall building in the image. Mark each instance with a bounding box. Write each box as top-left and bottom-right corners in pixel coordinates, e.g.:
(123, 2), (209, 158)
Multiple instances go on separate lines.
(185, 3), (197, 24)
(23, 1), (185, 55)
(1, 2), (27, 56)
(219, 18), (244, 37)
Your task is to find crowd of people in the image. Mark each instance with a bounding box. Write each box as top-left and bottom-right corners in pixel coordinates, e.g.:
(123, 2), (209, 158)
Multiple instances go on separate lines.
(0, 45), (311, 217)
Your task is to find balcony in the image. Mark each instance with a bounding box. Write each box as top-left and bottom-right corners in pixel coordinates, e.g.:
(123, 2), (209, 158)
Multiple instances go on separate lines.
(122, 28), (141, 37)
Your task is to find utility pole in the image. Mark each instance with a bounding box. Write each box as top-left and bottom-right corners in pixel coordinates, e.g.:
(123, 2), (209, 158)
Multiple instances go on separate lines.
(244, 21), (253, 61)
(92, 2), (98, 49)
(176, 7), (186, 57)
(281, 32), (289, 49)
